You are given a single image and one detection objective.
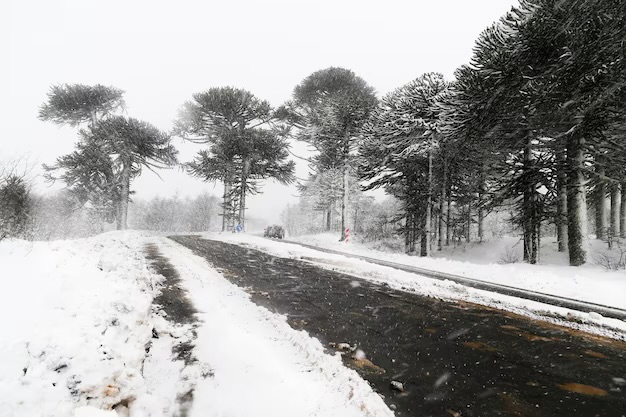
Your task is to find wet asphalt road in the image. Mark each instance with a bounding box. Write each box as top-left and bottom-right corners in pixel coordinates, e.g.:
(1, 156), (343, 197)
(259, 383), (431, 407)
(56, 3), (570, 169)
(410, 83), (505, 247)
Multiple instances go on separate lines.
(170, 236), (626, 417)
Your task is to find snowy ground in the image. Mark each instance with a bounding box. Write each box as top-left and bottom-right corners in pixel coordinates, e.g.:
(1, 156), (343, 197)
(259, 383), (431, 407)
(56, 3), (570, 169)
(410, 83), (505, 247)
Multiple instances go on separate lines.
(211, 232), (626, 340)
(0, 232), (392, 417)
(0, 232), (156, 417)
(3, 229), (624, 416)
(287, 233), (626, 310)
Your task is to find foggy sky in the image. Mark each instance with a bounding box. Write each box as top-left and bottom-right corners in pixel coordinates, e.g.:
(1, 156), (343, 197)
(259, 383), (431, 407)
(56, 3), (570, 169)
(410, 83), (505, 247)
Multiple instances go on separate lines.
(3, 0), (518, 224)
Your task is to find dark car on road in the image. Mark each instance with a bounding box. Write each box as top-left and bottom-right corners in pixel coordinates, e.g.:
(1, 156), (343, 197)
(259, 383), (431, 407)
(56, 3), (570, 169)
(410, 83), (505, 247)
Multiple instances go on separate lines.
(263, 225), (285, 239)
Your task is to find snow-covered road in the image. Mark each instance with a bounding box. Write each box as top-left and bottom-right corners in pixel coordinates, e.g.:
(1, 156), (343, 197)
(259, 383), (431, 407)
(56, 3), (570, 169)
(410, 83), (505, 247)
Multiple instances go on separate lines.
(3, 230), (625, 416)
(157, 236), (392, 417)
(171, 234), (626, 417)
(209, 232), (626, 340)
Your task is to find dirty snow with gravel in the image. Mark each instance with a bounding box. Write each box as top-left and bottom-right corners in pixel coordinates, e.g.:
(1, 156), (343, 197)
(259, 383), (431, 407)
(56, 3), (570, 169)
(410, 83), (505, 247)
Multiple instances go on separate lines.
(210, 232), (626, 339)
(0, 231), (393, 417)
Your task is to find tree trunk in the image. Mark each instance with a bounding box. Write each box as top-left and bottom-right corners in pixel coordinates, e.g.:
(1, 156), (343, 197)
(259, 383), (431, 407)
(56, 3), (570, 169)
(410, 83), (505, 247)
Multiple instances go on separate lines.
(239, 159), (251, 232)
(446, 184), (452, 246)
(438, 162), (446, 251)
(405, 210), (416, 254)
(116, 205), (122, 230)
(478, 166), (485, 243)
(420, 213), (428, 257)
(425, 145), (433, 256)
(530, 211), (539, 264)
(535, 219), (541, 263)
(566, 133), (588, 266)
(239, 183), (246, 231)
(236, 117), (247, 232)
(621, 182), (626, 239)
(119, 161), (131, 230)
(556, 147), (568, 252)
(610, 184), (620, 238)
(405, 211), (411, 253)
(340, 136), (350, 241)
(478, 205), (484, 242)
(466, 202), (471, 243)
(221, 181), (230, 232)
(595, 162), (607, 239)
(478, 191), (485, 243)
(340, 164), (349, 241)
(326, 202), (332, 231)
(523, 134), (538, 264)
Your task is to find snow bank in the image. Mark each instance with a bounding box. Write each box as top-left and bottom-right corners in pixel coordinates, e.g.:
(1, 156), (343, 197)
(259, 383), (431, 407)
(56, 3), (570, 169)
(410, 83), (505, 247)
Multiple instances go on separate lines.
(284, 233), (626, 310)
(0, 232), (157, 417)
(158, 237), (393, 417)
(1, 231), (394, 417)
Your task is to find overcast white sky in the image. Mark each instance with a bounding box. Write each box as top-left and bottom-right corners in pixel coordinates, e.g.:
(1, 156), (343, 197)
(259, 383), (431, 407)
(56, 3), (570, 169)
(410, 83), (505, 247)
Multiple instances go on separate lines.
(2, 0), (518, 224)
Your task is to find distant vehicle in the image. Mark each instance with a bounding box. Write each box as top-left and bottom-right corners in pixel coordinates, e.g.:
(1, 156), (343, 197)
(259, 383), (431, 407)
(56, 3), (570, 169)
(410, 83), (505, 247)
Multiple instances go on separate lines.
(264, 225), (285, 239)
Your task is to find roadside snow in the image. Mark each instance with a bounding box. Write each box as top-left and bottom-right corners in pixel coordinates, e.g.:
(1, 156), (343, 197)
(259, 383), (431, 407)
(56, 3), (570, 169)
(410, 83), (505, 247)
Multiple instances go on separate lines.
(0, 232), (157, 417)
(1, 231), (393, 417)
(157, 237), (393, 417)
(287, 234), (626, 310)
(209, 233), (626, 340)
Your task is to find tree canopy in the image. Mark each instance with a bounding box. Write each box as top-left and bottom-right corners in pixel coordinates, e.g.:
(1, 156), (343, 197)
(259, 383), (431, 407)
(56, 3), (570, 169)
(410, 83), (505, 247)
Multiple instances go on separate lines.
(39, 84), (125, 127)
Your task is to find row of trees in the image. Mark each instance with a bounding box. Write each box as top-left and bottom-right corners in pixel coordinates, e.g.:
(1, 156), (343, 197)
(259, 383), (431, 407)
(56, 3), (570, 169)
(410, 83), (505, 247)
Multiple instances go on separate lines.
(40, 84), (297, 234)
(0, 186), (222, 241)
(129, 193), (221, 233)
(282, 0), (625, 267)
(435, 0), (626, 266)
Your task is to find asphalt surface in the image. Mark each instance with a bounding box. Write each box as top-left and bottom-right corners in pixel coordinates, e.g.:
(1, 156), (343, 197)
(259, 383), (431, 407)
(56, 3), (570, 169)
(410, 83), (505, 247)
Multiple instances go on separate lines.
(170, 235), (626, 417)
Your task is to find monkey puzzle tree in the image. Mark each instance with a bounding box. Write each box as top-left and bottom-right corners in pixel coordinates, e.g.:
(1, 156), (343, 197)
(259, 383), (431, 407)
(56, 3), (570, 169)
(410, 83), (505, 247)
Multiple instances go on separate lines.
(91, 116), (178, 229)
(41, 84), (177, 230)
(43, 135), (120, 230)
(359, 73), (448, 255)
(176, 87), (294, 231)
(44, 117), (178, 230)
(39, 83), (127, 228)
(280, 67), (378, 241)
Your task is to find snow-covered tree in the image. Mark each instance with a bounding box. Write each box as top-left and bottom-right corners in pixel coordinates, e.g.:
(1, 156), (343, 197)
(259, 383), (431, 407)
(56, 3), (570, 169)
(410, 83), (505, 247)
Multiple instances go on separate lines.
(91, 116), (178, 229)
(44, 116), (177, 230)
(280, 67), (378, 241)
(176, 87), (295, 231)
(43, 136), (120, 231)
(0, 174), (32, 240)
(359, 73), (448, 255)
(40, 83), (127, 229)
